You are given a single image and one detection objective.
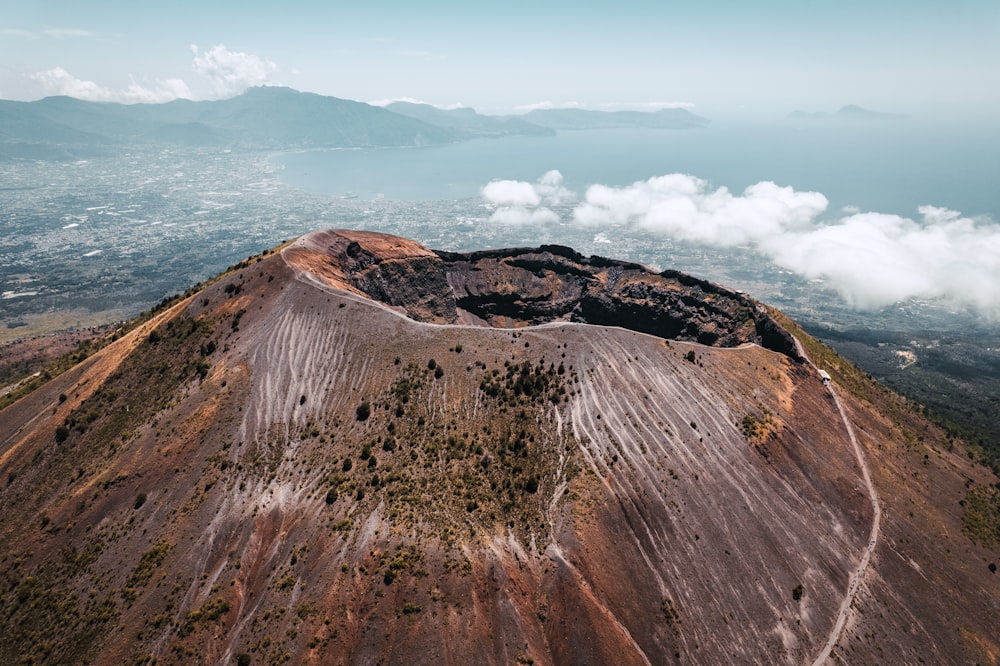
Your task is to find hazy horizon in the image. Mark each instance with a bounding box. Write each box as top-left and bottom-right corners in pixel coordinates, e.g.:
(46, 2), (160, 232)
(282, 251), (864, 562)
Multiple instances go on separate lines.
(3, 1), (999, 317)
(2, 1), (998, 122)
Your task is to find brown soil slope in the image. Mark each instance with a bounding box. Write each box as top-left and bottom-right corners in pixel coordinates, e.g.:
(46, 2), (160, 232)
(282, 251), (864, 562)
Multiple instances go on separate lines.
(0, 229), (996, 665)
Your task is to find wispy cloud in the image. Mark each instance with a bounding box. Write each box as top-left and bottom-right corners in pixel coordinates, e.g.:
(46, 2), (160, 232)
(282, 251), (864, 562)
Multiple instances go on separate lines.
(393, 49), (439, 59)
(42, 27), (97, 40)
(190, 44), (279, 97)
(595, 101), (697, 111)
(482, 172), (1000, 313)
(29, 67), (192, 103)
(1, 28), (38, 40)
(513, 101), (586, 113)
(2, 27), (97, 41)
(513, 100), (695, 113)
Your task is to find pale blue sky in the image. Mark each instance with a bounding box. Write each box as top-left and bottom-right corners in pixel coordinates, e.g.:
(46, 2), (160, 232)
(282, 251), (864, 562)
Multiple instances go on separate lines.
(1, 1), (997, 119)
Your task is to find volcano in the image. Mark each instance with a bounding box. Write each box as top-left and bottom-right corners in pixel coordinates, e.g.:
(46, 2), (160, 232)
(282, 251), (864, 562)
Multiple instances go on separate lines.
(1, 230), (997, 665)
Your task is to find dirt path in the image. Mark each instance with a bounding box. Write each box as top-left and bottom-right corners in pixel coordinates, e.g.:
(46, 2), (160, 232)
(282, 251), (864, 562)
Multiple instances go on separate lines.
(810, 375), (882, 665)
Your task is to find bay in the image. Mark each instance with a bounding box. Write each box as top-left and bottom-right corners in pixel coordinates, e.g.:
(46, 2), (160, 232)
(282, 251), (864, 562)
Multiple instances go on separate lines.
(273, 121), (999, 221)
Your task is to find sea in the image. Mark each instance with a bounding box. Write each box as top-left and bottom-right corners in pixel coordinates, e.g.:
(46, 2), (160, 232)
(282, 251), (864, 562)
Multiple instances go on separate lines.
(272, 120), (999, 222)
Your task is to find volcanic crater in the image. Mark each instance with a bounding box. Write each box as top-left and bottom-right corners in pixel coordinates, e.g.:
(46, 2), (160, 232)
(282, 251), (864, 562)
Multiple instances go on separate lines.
(0, 229), (996, 666)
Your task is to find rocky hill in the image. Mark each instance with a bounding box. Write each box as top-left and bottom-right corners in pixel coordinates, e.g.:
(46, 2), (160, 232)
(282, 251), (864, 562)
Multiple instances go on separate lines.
(0, 230), (997, 665)
(0, 87), (456, 154)
(0, 88), (711, 159)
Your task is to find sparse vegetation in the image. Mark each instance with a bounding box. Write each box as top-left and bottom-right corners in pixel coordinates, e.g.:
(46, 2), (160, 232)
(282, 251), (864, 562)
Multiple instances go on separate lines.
(179, 597), (231, 637)
(0, 537), (114, 663)
(478, 359), (566, 405)
(661, 598), (680, 627)
(122, 541), (172, 601)
(741, 409), (776, 443)
(961, 484), (1000, 547)
(400, 602), (422, 615)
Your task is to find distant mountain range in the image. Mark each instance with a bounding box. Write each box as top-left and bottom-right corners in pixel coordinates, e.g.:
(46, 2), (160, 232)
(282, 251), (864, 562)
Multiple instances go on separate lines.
(524, 106), (709, 130)
(788, 104), (910, 121)
(0, 87), (709, 159)
(0, 87), (454, 155)
(385, 101), (556, 138)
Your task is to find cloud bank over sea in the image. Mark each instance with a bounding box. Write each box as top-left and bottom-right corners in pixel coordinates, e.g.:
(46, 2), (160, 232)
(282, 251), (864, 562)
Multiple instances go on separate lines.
(481, 171), (1000, 313)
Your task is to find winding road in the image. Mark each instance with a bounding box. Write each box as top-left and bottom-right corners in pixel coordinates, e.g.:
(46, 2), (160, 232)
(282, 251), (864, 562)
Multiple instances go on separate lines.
(809, 367), (882, 664)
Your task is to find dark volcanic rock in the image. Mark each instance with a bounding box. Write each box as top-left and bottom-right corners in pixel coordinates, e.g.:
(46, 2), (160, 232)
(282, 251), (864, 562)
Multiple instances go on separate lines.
(291, 230), (803, 360)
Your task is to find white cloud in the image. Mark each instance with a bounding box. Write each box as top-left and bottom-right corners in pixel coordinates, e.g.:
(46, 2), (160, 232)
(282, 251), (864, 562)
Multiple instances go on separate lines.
(28, 44), (276, 103)
(30, 67), (112, 101)
(481, 170), (574, 225)
(121, 76), (192, 103)
(479, 171), (1000, 312)
(190, 44), (278, 97)
(575, 176), (827, 245)
(567, 173), (1000, 313)
(535, 170), (575, 206)
(29, 67), (192, 103)
(766, 207), (1000, 310)
(483, 180), (541, 208)
(513, 101), (586, 113)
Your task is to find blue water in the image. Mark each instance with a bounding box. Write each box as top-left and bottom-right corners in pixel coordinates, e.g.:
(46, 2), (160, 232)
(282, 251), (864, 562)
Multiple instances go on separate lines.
(273, 121), (999, 221)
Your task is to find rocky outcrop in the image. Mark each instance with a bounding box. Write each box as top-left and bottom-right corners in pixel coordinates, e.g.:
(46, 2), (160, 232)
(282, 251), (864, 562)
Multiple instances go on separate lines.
(287, 230), (803, 360)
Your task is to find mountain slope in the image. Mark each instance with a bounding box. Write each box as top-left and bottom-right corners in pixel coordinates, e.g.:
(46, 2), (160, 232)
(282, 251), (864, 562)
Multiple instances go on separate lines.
(0, 231), (996, 665)
(385, 101), (555, 138)
(523, 107), (709, 130)
(0, 88), (455, 152)
(788, 105), (910, 121)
